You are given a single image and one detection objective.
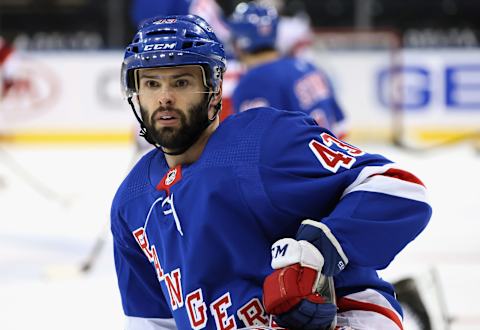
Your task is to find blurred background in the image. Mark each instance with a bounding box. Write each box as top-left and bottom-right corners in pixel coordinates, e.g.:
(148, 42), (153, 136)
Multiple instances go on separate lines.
(1, 0), (480, 145)
(2, 0), (480, 49)
(1, 1), (479, 329)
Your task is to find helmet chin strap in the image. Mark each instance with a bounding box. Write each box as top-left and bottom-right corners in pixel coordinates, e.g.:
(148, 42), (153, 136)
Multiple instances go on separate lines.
(127, 92), (220, 156)
(127, 96), (160, 148)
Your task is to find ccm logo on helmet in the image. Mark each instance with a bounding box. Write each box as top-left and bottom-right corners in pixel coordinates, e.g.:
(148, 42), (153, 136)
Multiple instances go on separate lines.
(144, 43), (177, 51)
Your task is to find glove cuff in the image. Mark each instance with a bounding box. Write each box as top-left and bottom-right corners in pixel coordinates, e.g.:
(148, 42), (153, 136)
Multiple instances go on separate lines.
(271, 238), (325, 271)
(297, 220), (348, 276)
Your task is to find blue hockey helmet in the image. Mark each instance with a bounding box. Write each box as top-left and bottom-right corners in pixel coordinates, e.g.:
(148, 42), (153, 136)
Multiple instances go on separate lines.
(229, 2), (279, 53)
(121, 15), (227, 98)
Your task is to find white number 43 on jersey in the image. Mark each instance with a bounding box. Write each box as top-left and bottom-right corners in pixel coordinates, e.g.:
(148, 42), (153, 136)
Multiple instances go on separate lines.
(309, 133), (365, 173)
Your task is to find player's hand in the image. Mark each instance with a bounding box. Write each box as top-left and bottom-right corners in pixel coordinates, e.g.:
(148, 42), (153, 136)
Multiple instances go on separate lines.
(263, 221), (348, 330)
(263, 239), (337, 330)
(263, 264), (337, 330)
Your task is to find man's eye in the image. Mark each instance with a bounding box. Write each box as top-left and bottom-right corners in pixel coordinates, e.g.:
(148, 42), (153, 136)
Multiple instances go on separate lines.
(175, 79), (189, 88)
(145, 80), (159, 88)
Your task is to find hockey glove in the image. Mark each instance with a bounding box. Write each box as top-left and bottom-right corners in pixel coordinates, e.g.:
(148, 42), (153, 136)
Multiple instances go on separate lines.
(263, 220), (348, 330)
(295, 220), (348, 277)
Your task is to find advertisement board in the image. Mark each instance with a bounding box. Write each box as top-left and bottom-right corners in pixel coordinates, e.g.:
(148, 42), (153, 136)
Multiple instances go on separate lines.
(1, 50), (479, 144)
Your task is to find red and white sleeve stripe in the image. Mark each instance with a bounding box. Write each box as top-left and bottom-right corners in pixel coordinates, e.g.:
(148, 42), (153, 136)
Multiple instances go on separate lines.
(341, 164), (428, 203)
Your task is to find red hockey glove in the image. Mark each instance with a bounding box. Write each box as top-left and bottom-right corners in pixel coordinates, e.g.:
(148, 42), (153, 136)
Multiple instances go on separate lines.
(263, 229), (347, 330)
(263, 262), (337, 330)
(263, 263), (327, 314)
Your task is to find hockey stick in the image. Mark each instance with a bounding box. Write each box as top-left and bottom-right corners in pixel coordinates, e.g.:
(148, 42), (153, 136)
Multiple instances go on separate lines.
(76, 147), (152, 274)
(78, 222), (110, 273)
(45, 147), (146, 279)
(44, 222), (110, 279)
(0, 146), (71, 207)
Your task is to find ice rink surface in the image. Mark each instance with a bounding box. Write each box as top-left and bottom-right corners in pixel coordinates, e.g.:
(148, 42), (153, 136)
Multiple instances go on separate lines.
(0, 141), (479, 329)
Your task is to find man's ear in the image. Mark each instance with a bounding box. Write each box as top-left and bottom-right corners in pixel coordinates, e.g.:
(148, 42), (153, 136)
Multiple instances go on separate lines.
(212, 83), (223, 106)
(208, 82), (223, 121)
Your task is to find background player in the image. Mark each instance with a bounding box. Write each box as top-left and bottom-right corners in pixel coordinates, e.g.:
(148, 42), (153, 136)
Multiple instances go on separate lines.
(129, 0), (231, 57)
(229, 2), (348, 139)
(112, 14), (431, 330)
(0, 36), (22, 100)
(0, 36), (22, 189)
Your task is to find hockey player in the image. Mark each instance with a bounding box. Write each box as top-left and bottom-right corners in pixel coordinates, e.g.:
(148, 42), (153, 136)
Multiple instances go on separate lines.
(0, 36), (19, 99)
(128, 0), (235, 154)
(130, 0), (231, 48)
(229, 3), (348, 139)
(112, 14), (432, 330)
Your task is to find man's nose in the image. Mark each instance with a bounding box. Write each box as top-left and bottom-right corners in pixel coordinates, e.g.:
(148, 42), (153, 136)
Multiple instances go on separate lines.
(158, 88), (175, 105)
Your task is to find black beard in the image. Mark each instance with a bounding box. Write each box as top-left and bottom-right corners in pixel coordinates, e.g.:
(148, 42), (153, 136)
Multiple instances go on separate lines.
(140, 100), (210, 153)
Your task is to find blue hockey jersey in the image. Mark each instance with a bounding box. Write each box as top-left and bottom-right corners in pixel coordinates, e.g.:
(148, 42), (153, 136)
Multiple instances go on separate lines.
(231, 57), (347, 138)
(111, 107), (431, 330)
